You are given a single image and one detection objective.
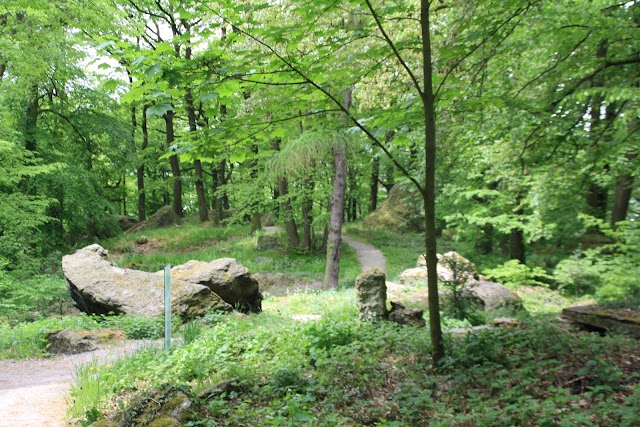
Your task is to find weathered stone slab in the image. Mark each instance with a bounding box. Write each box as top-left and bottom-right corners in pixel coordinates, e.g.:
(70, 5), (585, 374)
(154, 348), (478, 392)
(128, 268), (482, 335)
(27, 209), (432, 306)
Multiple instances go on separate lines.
(562, 305), (640, 338)
(62, 244), (231, 318)
(169, 258), (263, 313)
(356, 269), (388, 321)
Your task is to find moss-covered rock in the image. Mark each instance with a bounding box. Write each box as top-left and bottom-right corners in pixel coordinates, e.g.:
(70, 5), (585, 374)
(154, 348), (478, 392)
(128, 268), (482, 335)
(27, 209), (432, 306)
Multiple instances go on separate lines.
(364, 184), (424, 231)
(92, 385), (203, 427)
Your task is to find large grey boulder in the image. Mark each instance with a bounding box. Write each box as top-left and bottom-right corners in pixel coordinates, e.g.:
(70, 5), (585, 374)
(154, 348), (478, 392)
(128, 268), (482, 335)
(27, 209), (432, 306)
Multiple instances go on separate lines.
(62, 245), (231, 318)
(461, 280), (522, 311)
(409, 251), (479, 283)
(356, 269), (388, 321)
(169, 258), (263, 313)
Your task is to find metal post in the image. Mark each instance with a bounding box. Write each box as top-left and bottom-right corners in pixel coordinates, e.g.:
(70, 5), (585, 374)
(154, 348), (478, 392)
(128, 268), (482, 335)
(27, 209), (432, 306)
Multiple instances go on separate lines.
(164, 264), (171, 352)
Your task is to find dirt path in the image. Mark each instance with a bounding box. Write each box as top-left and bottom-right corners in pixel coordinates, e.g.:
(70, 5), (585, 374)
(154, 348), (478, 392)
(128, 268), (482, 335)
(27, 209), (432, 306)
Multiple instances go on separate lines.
(0, 341), (159, 427)
(342, 235), (387, 273)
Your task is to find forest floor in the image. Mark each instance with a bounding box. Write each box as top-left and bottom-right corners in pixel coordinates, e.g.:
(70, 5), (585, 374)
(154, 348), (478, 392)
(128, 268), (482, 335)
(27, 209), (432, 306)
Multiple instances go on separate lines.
(0, 341), (160, 427)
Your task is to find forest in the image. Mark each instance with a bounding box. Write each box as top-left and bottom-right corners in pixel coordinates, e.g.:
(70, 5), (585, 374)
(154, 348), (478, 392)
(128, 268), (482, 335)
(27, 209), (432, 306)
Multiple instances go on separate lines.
(0, 0), (639, 426)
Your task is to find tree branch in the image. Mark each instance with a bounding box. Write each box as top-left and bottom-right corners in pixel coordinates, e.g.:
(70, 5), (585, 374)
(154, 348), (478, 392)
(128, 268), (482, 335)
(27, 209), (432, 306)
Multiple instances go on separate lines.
(363, 0), (423, 96)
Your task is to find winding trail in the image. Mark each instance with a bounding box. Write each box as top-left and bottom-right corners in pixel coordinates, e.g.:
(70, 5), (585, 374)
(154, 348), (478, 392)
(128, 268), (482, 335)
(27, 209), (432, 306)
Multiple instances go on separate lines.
(0, 341), (159, 427)
(342, 234), (387, 273)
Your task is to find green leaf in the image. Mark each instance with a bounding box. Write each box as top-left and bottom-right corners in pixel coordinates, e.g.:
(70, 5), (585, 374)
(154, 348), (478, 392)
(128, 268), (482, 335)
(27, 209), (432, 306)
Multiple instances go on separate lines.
(146, 103), (173, 118)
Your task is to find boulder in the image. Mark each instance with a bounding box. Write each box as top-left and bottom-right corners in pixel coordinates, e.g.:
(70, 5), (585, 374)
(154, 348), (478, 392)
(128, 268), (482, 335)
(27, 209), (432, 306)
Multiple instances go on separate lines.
(461, 280), (522, 311)
(169, 258), (263, 313)
(116, 215), (138, 232)
(356, 269), (388, 321)
(46, 329), (125, 355)
(62, 244), (231, 318)
(562, 305), (640, 338)
(415, 251), (479, 283)
(91, 386), (201, 427)
(388, 301), (425, 327)
(256, 235), (282, 251)
(364, 184), (424, 231)
(125, 205), (181, 234)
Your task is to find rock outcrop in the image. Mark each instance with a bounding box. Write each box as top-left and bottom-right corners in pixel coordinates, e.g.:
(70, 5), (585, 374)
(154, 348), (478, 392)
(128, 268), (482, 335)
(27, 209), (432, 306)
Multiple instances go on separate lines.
(461, 280), (522, 311)
(169, 258), (263, 313)
(356, 269), (389, 321)
(562, 305), (640, 338)
(46, 329), (125, 355)
(364, 184), (425, 231)
(62, 244), (232, 318)
(398, 253), (522, 311)
(125, 205), (181, 234)
(388, 302), (425, 327)
(90, 386), (201, 427)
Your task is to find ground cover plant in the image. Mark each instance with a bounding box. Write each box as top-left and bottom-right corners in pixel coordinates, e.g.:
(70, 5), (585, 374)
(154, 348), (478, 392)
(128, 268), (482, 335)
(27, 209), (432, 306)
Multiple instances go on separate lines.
(68, 292), (640, 427)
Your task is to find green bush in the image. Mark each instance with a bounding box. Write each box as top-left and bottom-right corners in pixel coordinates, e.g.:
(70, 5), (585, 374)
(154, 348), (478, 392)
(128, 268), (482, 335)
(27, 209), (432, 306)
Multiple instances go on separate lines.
(554, 256), (602, 296)
(483, 259), (552, 288)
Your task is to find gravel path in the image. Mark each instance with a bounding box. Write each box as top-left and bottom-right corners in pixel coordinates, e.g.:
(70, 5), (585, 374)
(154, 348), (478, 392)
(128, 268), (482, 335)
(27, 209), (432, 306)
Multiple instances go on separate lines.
(0, 340), (160, 427)
(342, 235), (387, 273)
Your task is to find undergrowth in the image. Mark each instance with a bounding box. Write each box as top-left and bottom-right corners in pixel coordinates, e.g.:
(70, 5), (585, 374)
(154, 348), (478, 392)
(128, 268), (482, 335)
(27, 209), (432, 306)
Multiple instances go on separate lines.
(69, 298), (640, 426)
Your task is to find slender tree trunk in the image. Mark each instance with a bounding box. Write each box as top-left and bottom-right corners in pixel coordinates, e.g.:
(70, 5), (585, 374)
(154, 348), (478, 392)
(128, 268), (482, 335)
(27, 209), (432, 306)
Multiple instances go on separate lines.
(271, 138), (300, 247)
(420, 0), (444, 364)
(323, 90), (350, 289)
(211, 164), (221, 224)
(185, 88), (209, 222)
(278, 176), (300, 247)
(348, 167), (357, 221)
(510, 227), (526, 263)
(165, 110), (183, 217)
(370, 154), (380, 212)
(301, 176), (314, 252)
(137, 105), (148, 221)
(25, 83), (39, 152)
(249, 144), (262, 234)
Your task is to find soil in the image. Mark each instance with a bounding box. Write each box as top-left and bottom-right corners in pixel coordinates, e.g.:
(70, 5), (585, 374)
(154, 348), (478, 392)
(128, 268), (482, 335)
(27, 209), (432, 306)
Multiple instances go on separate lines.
(0, 340), (160, 427)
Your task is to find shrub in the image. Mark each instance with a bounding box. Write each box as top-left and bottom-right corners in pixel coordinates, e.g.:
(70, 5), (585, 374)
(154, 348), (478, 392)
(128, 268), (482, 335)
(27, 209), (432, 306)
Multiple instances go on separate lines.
(483, 259), (552, 288)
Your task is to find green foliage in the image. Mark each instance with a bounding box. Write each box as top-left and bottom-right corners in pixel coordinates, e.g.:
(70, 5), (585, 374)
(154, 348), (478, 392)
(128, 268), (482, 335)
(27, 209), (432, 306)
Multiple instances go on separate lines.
(69, 361), (105, 426)
(484, 259), (553, 288)
(116, 315), (165, 340)
(0, 272), (70, 320)
(554, 256), (602, 296)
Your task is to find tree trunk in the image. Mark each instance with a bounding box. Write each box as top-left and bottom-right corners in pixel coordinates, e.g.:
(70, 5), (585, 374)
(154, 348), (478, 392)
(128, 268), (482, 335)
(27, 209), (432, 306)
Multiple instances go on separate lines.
(323, 90), (350, 289)
(278, 176), (300, 247)
(165, 110), (183, 217)
(370, 154), (380, 212)
(301, 176), (314, 252)
(611, 150), (637, 227)
(186, 88), (209, 222)
(347, 166), (357, 221)
(25, 84), (39, 152)
(211, 163), (221, 224)
(420, 0), (444, 364)
(249, 145), (262, 234)
(510, 227), (526, 264)
(271, 138), (299, 246)
(586, 183), (608, 220)
(137, 105), (148, 221)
